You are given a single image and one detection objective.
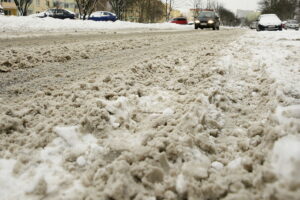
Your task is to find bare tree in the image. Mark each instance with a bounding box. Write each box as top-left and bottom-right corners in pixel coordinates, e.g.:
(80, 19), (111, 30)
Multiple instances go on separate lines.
(296, 0), (300, 21)
(259, 0), (297, 20)
(165, 0), (174, 21)
(191, 0), (203, 18)
(207, 0), (221, 11)
(108, 0), (135, 20)
(75, 0), (98, 20)
(13, 0), (32, 16)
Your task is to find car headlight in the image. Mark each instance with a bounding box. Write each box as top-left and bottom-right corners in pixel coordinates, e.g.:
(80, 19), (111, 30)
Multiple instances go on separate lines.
(195, 20), (200, 23)
(208, 20), (214, 24)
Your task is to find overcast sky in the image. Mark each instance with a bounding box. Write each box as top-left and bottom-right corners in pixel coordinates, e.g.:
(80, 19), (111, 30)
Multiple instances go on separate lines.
(176, 0), (260, 13)
(219, 0), (259, 12)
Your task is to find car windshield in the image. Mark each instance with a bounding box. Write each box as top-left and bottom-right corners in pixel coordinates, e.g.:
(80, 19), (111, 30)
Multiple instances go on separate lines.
(174, 18), (186, 21)
(199, 12), (214, 18)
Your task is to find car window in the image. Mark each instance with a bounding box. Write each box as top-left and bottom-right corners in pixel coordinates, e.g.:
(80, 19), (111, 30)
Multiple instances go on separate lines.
(56, 10), (64, 14)
(47, 9), (54, 14)
(199, 12), (214, 18)
(91, 12), (100, 17)
(63, 10), (70, 15)
(103, 12), (109, 16)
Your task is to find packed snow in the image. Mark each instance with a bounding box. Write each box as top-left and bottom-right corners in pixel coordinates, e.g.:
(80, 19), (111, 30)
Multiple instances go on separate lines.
(0, 16), (192, 32)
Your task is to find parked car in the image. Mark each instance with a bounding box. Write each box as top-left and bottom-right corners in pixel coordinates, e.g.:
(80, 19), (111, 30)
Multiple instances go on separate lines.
(0, 5), (4, 16)
(34, 9), (75, 19)
(194, 10), (220, 30)
(285, 20), (299, 30)
(282, 21), (287, 29)
(169, 17), (188, 25)
(88, 11), (117, 22)
(256, 14), (282, 31)
(250, 21), (257, 29)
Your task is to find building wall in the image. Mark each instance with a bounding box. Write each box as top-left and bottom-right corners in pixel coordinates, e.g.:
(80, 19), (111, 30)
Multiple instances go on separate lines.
(0, 0), (77, 15)
(28, 0), (78, 14)
(1, 0), (17, 15)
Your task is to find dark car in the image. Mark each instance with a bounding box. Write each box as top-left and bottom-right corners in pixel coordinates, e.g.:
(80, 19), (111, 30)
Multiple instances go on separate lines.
(38, 9), (75, 19)
(285, 20), (299, 30)
(256, 14), (282, 31)
(88, 11), (117, 22)
(0, 5), (4, 16)
(170, 17), (188, 25)
(194, 10), (220, 30)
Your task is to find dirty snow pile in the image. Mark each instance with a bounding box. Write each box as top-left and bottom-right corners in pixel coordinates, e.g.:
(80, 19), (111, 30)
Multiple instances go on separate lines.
(0, 29), (300, 200)
(0, 16), (192, 32)
(221, 29), (300, 197)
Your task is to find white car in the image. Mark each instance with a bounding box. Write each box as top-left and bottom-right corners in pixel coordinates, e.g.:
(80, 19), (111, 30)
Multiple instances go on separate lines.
(285, 20), (299, 31)
(257, 14), (282, 31)
(0, 5), (4, 16)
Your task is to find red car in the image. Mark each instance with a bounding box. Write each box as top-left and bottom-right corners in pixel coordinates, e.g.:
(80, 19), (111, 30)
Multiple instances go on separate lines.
(170, 17), (188, 25)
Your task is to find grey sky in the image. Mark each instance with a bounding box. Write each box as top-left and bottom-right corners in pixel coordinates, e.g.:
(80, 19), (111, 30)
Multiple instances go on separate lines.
(219, 0), (260, 12)
(176, 0), (260, 13)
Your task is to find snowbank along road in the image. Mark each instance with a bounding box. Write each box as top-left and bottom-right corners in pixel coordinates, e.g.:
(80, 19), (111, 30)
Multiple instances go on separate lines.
(0, 29), (299, 200)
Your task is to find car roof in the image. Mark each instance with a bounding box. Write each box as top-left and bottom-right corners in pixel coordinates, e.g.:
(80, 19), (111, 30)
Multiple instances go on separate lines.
(260, 14), (277, 17)
(92, 11), (113, 13)
(173, 17), (186, 20)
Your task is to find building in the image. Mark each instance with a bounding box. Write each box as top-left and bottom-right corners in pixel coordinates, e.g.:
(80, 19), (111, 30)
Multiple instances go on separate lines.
(28, 0), (78, 14)
(0, 0), (78, 15)
(0, 0), (17, 15)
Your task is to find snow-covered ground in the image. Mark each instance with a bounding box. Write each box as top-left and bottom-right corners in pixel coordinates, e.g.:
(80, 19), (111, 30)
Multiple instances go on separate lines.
(0, 16), (192, 32)
(221, 30), (300, 191)
(0, 27), (299, 199)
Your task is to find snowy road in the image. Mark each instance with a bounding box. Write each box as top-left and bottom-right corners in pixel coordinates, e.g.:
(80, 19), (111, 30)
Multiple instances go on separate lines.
(0, 29), (299, 200)
(0, 29), (240, 97)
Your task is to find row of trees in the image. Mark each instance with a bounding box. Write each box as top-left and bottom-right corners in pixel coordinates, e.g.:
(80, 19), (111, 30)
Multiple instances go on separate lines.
(259, 0), (300, 20)
(9, 0), (170, 22)
(107, 0), (166, 22)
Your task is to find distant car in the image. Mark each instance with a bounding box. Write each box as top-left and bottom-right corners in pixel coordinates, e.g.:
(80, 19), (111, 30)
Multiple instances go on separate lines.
(0, 5), (4, 16)
(169, 17), (188, 25)
(194, 10), (220, 30)
(250, 21), (257, 29)
(88, 11), (117, 22)
(257, 14), (282, 31)
(34, 9), (75, 19)
(282, 21), (287, 29)
(285, 20), (299, 30)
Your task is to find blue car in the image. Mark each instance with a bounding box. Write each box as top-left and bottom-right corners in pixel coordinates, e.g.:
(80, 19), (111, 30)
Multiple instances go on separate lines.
(88, 11), (117, 22)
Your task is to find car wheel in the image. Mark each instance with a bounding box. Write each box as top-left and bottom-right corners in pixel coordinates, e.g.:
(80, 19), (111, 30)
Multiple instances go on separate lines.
(212, 26), (216, 30)
(195, 25), (198, 29)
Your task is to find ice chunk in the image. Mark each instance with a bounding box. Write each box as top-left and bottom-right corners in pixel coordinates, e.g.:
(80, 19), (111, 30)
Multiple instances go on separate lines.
(271, 135), (300, 183)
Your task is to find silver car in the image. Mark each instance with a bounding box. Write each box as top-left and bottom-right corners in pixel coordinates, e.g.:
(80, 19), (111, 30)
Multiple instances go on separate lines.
(257, 14), (282, 31)
(285, 20), (299, 31)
